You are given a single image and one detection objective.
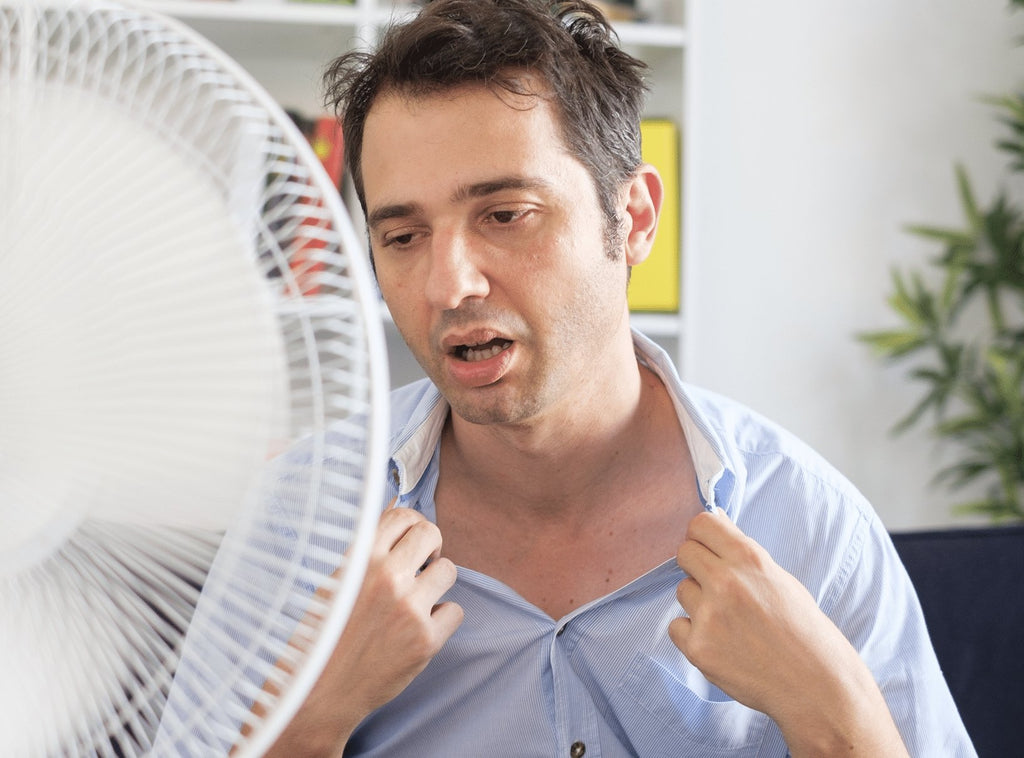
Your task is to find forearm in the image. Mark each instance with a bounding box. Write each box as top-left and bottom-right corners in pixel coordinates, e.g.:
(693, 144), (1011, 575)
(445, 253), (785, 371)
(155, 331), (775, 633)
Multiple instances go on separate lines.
(771, 649), (909, 758)
(261, 697), (359, 758)
(237, 651), (366, 758)
(782, 705), (908, 758)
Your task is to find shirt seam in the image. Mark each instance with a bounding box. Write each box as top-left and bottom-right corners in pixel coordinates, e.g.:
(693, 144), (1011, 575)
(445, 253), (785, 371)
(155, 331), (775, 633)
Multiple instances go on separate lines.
(821, 507), (869, 618)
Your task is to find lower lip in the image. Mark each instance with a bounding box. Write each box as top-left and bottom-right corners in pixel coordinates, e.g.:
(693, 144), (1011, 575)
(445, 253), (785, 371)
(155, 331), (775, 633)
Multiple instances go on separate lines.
(445, 344), (514, 388)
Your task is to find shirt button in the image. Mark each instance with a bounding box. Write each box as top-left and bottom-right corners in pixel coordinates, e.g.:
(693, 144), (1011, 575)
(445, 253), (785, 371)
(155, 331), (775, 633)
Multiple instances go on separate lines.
(569, 741), (586, 757)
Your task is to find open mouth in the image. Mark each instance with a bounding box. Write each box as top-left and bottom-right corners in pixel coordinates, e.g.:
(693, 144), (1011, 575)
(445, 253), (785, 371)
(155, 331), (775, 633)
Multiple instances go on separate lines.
(454, 339), (513, 363)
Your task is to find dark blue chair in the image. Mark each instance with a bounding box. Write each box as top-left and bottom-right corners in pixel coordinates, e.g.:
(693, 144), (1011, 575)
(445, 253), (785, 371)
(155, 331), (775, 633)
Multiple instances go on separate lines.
(890, 524), (1024, 758)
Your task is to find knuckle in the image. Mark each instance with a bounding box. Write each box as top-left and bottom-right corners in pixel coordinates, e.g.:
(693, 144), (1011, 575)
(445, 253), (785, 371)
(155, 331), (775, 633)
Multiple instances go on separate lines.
(380, 505), (421, 525)
(715, 570), (747, 602)
(737, 537), (769, 571)
(403, 519), (442, 550)
(687, 510), (715, 536)
(379, 506), (425, 535)
(393, 592), (420, 619)
(430, 556), (458, 585)
(366, 561), (406, 599)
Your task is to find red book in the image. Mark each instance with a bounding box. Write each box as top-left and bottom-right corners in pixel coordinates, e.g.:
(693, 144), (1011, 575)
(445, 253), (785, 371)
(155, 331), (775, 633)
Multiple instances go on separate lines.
(311, 116), (344, 190)
(295, 116), (345, 296)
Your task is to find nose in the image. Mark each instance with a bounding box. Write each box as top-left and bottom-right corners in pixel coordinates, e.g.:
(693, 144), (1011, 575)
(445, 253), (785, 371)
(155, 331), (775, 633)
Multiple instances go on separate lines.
(424, 227), (489, 310)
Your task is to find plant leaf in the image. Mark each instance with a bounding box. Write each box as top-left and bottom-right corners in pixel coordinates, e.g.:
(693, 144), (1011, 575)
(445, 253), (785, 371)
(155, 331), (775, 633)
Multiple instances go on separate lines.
(904, 224), (974, 247)
(857, 330), (926, 358)
(954, 165), (982, 232)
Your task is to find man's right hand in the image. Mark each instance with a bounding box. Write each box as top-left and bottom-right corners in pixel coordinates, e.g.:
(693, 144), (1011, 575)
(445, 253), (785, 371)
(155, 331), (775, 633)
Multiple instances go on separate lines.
(264, 506), (463, 758)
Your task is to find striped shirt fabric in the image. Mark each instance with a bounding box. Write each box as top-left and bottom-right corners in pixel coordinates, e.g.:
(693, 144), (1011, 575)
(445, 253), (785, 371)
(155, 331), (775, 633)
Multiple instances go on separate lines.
(346, 331), (975, 757)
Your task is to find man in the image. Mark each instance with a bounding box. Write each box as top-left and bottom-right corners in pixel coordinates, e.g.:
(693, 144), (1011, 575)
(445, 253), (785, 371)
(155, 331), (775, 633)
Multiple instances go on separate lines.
(268, 1), (973, 755)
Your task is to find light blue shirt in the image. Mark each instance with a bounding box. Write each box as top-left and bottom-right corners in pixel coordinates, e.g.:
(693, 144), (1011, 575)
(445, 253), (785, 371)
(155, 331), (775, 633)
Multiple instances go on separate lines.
(346, 331), (975, 757)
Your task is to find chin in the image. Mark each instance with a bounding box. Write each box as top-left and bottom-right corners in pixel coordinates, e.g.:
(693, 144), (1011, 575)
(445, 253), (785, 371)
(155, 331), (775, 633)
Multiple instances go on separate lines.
(447, 390), (540, 427)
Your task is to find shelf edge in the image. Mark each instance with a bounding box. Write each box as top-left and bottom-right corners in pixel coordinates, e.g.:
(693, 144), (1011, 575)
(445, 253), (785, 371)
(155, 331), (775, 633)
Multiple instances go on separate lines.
(143, 1), (364, 26)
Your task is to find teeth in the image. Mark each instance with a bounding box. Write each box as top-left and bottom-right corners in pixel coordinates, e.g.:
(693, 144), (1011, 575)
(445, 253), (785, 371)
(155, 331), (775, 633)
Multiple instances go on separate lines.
(462, 341), (510, 362)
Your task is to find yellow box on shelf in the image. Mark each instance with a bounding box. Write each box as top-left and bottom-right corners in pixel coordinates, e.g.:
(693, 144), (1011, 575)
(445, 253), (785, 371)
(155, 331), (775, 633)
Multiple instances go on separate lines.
(629, 118), (680, 312)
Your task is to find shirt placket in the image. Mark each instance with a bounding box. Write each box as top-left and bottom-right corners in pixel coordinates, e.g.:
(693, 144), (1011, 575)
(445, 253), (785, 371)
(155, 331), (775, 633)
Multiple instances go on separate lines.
(549, 617), (601, 758)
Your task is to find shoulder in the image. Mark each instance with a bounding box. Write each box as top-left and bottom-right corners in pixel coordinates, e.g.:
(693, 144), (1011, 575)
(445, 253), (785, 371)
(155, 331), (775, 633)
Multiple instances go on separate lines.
(683, 383), (871, 521)
(681, 384), (883, 593)
(683, 384), (846, 488)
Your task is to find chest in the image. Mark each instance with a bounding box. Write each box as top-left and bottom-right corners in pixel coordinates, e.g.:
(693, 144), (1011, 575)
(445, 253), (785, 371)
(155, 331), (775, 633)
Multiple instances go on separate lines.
(348, 563), (777, 757)
(434, 468), (702, 620)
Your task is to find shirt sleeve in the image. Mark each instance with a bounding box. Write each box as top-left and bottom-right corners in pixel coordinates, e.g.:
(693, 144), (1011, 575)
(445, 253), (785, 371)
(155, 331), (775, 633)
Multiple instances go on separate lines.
(822, 511), (977, 757)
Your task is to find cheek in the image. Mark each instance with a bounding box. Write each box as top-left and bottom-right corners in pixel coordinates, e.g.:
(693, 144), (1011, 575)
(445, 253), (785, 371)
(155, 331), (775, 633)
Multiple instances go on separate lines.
(375, 264), (409, 304)
(376, 272), (428, 339)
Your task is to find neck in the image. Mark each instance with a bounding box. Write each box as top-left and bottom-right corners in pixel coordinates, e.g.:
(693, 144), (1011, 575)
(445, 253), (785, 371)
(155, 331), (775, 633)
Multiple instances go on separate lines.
(442, 356), (670, 520)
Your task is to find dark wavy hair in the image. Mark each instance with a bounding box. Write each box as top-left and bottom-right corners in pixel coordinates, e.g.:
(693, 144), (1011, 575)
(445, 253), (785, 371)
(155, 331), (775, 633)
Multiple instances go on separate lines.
(322, 0), (648, 231)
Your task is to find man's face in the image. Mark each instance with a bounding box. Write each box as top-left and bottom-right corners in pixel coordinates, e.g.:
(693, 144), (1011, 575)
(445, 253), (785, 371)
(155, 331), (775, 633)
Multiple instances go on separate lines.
(361, 82), (632, 427)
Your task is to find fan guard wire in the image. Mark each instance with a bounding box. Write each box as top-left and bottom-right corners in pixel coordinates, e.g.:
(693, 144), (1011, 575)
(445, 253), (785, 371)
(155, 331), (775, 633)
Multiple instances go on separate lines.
(0, 2), (388, 756)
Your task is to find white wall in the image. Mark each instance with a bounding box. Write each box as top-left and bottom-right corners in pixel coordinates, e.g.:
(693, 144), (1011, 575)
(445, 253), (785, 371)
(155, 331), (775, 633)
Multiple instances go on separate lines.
(686, 1), (1024, 529)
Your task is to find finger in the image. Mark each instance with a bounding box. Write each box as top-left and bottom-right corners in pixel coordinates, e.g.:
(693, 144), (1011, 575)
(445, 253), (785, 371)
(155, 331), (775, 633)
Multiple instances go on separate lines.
(667, 615), (691, 653)
(321, 496), (403, 585)
(415, 600), (464, 656)
(389, 519), (443, 571)
(693, 510), (776, 579)
(685, 508), (744, 557)
(417, 555), (458, 599)
(676, 534), (717, 582)
(376, 507), (431, 553)
(430, 600), (464, 634)
(675, 575), (701, 615)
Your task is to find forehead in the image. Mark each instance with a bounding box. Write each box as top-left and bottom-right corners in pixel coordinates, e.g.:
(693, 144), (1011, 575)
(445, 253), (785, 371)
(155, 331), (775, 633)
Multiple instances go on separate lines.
(369, 73), (559, 134)
(360, 81), (575, 192)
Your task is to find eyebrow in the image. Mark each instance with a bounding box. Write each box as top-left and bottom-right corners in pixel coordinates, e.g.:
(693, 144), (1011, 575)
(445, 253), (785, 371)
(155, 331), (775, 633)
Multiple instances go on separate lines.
(451, 176), (551, 203)
(367, 203), (418, 231)
(367, 175), (551, 231)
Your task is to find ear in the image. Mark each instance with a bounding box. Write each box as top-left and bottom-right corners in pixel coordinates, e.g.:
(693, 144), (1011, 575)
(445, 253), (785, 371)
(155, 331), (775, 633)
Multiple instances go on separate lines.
(623, 163), (663, 267)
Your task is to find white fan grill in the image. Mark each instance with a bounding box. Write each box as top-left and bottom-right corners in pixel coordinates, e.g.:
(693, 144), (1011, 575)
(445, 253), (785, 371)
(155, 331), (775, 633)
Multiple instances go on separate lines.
(0, 2), (388, 756)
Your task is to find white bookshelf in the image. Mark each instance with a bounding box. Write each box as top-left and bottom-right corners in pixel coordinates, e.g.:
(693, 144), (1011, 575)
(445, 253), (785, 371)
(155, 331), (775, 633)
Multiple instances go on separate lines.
(145, 0), (690, 380)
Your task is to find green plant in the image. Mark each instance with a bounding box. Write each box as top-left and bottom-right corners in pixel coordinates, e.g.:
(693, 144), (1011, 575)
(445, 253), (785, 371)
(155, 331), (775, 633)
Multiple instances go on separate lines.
(860, 83), (1024, 521)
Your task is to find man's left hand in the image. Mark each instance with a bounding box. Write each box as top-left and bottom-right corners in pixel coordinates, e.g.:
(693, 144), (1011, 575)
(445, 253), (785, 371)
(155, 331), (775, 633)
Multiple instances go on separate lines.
(670, 509), (909, 758)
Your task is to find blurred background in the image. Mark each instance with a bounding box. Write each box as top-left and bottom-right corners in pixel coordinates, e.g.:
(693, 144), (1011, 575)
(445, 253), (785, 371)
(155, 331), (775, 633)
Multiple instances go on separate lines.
(685, 0), (1024, 529)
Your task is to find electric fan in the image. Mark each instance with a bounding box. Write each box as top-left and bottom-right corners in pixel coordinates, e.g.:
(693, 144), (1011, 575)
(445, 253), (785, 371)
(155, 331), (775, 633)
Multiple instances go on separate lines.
(0, 1), (388, 755)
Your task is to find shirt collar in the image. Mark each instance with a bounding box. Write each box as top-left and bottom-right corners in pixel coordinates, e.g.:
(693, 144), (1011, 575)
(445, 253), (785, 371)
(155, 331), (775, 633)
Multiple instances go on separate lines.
(390, 329), (736, 512)
(391, 390), (448, 496)
(630, 330), (736, 514)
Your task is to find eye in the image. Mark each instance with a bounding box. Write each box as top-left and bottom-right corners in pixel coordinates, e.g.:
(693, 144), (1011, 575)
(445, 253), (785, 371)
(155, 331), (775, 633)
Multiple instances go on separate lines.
(486, 206), (531, 226)
(380, 229), (421, 248)
(491, 209), (521, 224)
